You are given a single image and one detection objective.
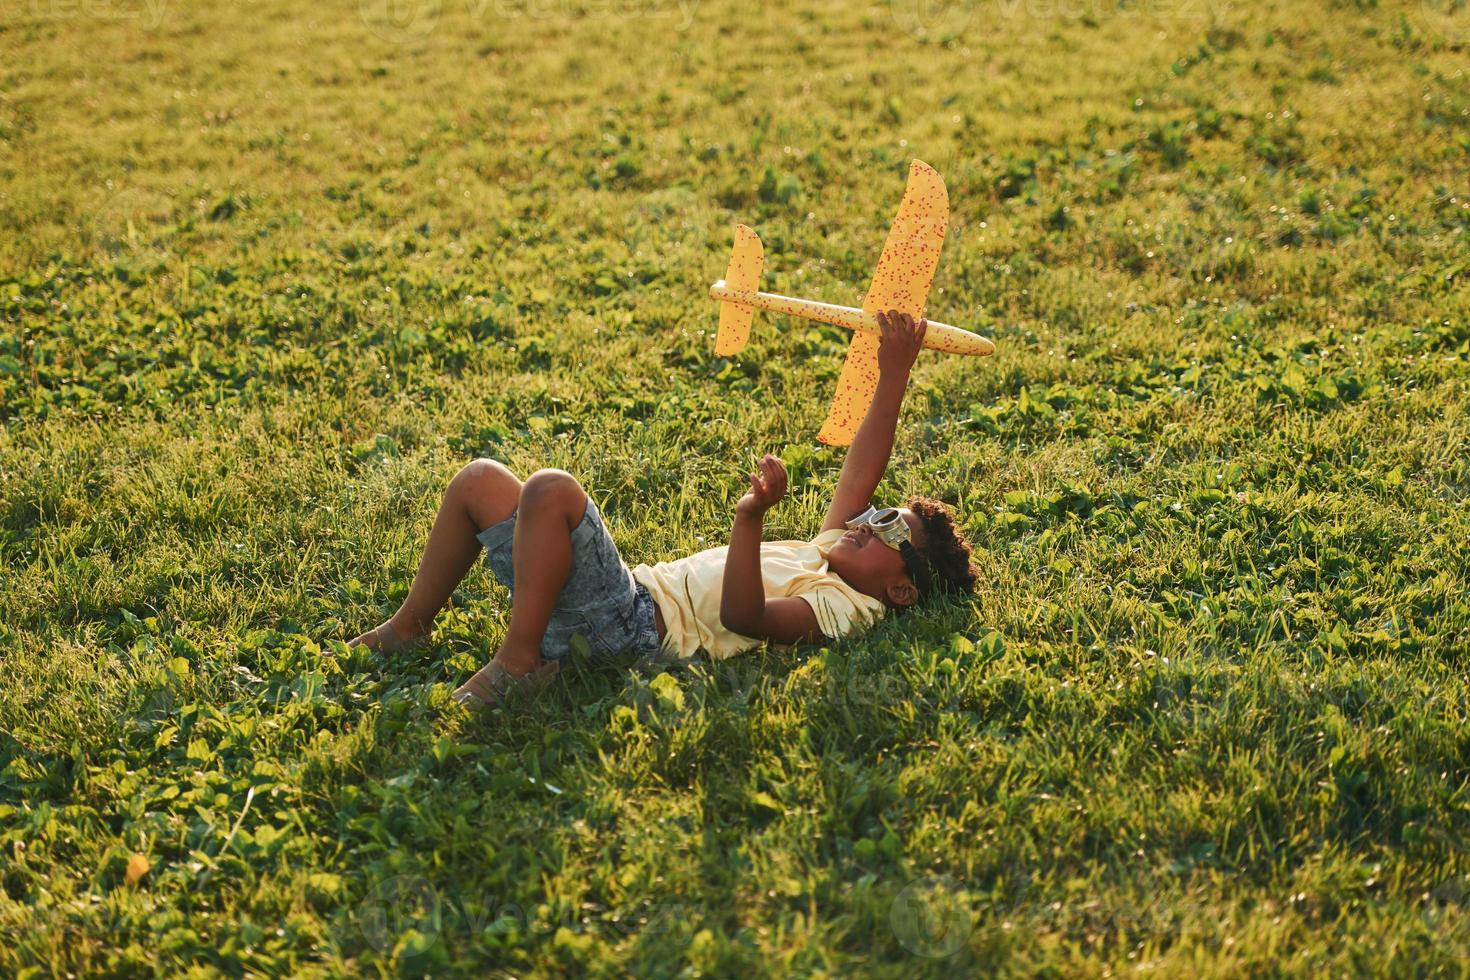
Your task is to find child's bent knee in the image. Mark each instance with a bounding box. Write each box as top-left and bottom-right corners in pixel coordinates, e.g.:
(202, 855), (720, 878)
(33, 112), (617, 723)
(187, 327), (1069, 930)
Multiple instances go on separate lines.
(455, 458), (517, 491)
(454, 460), (522, 531)
(519, 469), (587, 518)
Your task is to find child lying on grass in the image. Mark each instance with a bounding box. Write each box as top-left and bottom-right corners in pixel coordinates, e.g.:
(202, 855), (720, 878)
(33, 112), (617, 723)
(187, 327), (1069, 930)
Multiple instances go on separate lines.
(348, 310), (978, 706)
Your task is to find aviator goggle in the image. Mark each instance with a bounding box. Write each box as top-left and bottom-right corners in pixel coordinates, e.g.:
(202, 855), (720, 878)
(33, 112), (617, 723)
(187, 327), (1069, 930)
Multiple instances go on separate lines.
(845, 505), (934, 598)
(844, 505), (911, 548)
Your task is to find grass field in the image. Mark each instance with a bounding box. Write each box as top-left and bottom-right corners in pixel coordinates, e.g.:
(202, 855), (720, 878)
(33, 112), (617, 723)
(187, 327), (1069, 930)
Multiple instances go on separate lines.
(3, 0), (1469, 973)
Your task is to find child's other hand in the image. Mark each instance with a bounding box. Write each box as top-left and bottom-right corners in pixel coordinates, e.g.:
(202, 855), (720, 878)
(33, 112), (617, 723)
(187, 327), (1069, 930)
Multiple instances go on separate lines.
(876, 309), (927, 377)
(736, 454), (788, 517)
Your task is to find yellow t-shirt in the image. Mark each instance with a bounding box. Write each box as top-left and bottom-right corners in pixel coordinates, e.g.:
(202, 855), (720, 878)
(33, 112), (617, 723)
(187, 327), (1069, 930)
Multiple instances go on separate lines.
(630, 528), (887, 661)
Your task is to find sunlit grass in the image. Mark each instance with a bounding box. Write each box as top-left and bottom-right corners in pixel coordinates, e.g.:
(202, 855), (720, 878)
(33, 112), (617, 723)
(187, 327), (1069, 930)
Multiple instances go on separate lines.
(2, 0), (1468, 973)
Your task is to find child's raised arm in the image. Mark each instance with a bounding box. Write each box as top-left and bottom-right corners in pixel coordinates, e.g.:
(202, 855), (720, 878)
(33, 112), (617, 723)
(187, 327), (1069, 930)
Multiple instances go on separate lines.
(819, 310), (928, 532)
(720, 454), (826, 645)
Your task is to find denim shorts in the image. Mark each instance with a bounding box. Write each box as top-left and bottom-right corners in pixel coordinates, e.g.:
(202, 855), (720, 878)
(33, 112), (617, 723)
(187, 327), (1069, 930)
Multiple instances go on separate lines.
(476, 496), (662, 667)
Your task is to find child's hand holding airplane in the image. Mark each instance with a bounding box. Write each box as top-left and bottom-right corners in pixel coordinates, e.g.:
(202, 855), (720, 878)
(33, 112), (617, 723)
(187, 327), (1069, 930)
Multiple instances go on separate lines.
(875, 309), (928, 379)
(736, 453), (788, 518)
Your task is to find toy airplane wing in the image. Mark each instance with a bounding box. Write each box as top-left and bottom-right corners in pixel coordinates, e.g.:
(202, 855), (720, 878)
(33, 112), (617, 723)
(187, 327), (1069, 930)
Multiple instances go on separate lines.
(715, 225), (763, 356)
(816, 160), (949, 446)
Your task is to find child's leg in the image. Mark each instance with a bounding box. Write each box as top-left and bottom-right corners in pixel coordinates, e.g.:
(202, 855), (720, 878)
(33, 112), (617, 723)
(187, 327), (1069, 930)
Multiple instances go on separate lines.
(350, 459), (522, 650)
(497, 469), (589, 667)
(455, 469), (588, 698)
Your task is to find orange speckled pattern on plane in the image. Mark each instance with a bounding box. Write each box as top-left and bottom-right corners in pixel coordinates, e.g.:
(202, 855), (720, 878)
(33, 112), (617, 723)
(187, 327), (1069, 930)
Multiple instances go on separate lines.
(715, 224), (763, 355)
(817, 159), (949, 446)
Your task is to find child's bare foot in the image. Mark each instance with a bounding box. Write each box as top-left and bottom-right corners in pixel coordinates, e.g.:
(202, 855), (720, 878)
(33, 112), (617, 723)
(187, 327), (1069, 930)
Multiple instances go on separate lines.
(347, 618), (430, 654)
(452, 648), (560, 708)
(452, 662), (513, 707)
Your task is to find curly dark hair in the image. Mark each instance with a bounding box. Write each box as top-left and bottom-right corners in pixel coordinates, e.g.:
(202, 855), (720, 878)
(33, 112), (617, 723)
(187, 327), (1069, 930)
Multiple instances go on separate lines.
(903, 495), (978, 605)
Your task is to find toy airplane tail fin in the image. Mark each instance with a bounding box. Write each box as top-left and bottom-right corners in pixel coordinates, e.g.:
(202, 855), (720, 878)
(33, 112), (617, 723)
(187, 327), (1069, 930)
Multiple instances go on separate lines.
(714, 225), (764, 356)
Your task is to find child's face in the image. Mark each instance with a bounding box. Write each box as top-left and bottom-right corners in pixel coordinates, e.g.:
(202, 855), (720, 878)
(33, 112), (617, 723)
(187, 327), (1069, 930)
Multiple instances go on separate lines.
(827, 508), (926, 606)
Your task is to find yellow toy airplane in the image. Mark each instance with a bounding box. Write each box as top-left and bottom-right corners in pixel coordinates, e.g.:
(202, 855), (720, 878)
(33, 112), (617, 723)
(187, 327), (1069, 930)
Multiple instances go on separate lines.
(709, 159), (995, 446)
